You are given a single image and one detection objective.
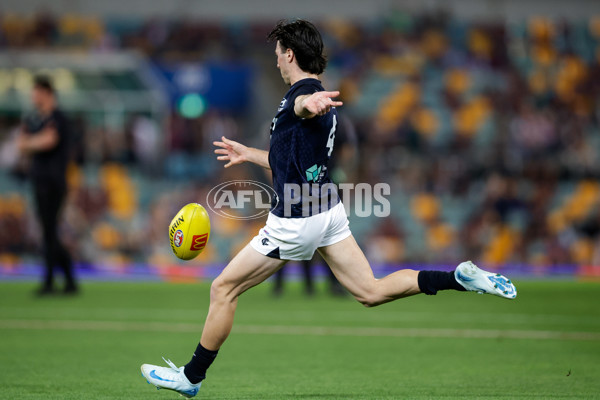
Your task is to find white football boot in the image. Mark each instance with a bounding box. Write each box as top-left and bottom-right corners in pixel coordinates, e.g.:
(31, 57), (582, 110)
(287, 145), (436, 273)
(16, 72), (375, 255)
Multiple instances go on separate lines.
(454, 261), (517, 299)
(141, 357), (201, 398)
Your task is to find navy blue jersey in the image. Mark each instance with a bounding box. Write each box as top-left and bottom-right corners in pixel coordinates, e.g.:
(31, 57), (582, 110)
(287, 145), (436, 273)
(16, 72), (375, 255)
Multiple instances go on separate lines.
(23, 109), (70, 184)
(269, 78), (339, 218)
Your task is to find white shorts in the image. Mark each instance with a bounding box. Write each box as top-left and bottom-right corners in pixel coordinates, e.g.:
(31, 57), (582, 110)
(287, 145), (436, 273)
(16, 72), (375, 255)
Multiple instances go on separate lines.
(250, 202), (352, 261)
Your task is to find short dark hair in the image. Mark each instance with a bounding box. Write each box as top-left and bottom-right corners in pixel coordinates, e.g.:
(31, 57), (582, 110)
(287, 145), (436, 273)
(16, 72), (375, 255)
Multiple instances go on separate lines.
(267, 19), (327, 75)
(33, 75), (55, 95)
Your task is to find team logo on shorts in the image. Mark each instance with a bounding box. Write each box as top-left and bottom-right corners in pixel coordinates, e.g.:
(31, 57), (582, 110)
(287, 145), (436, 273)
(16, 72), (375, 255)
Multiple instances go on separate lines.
(190, 234), (208, 251)
(261, 237), (269, 246)
(173, 230), (184, 247)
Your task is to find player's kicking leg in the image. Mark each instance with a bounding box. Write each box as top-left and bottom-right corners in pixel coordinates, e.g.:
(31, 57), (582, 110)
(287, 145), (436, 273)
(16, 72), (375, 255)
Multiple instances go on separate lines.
(141, 243), (286, 397)
(317, 235), (516, 307)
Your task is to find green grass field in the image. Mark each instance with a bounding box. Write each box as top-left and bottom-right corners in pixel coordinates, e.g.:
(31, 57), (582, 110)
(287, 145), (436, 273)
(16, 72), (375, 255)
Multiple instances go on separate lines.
(1, 280), (599, 399)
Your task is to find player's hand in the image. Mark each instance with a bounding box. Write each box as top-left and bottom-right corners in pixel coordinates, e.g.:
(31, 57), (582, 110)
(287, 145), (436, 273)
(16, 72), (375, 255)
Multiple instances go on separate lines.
(299, 91), (343, 117)
(213, 136), (248, 168)
(16, 134), (29, 153)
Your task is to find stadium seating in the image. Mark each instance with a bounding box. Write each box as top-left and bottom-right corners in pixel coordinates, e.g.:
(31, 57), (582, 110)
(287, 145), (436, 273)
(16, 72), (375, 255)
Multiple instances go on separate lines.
(1, 12), (599, 268)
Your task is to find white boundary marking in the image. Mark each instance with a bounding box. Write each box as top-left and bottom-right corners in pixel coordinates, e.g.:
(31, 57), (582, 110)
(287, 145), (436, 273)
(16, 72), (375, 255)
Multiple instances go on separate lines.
(0, 319), (599, 341)
(3, 306), (599, 326)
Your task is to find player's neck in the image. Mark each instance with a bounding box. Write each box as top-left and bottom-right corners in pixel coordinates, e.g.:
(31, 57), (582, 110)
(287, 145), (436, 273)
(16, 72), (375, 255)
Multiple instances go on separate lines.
(289, 72), (319, 86)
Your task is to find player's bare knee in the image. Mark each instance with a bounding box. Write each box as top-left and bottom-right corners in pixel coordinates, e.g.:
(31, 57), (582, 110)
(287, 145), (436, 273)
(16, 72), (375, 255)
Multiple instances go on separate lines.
(210, 278), (236, 304)
(209, 279), (223, 302)
(355, 292), (381, 308)
(360, 298), (381, 308)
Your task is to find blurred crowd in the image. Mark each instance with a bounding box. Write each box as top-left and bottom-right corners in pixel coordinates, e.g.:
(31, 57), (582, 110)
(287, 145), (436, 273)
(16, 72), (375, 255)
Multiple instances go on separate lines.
(1, 11), (600, 270)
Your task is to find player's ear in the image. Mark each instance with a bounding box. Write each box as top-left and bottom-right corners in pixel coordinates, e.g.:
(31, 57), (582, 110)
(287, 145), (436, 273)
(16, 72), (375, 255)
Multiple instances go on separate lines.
(286, 48), (294, 63)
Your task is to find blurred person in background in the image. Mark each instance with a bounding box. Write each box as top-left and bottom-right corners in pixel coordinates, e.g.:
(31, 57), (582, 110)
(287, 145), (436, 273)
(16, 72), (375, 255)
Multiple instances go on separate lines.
(272, 255), (346, 297)
(17, 76), (78, 296)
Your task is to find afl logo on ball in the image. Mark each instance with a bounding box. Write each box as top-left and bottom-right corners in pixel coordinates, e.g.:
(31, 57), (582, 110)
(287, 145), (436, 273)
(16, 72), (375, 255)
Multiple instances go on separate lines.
(174, 230), (184, 247)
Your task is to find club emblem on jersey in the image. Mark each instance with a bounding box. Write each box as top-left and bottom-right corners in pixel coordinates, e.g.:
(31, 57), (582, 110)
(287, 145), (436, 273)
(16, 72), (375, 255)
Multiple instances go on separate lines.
(278, 98), (287, 111)
(305, 164), (323, 182)
(173, 230), (184, 247)
(190, 234), (208, 251)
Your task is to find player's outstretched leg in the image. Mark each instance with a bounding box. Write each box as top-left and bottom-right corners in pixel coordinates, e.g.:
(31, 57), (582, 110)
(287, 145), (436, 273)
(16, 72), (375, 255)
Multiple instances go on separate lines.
(318, 235), (516, 307)
(141, 244), (285, 397)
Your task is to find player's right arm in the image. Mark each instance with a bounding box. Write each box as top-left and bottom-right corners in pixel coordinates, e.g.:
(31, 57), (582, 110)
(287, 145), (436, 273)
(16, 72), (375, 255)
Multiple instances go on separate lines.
(294, 90), (343, 119)
(17, 124), (59, 154)
(213, 136), (270, 169)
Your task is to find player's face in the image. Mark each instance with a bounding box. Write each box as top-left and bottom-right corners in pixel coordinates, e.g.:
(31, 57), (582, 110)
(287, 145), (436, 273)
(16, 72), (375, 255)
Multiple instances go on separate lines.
(31, 87), (44, 109)
(275, 42), (291, 85)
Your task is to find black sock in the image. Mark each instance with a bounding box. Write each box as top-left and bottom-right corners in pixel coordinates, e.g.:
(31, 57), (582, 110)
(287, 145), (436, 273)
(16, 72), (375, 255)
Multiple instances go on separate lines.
(184, 343), (219, 384)
(418, 270), (466, 295)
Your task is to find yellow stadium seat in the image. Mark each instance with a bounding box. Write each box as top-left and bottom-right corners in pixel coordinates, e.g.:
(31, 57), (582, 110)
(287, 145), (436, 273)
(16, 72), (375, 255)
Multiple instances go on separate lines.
(410, 107), (439, 138)
(468, 30), (492, 60)
(411, 193), (440, 223)
(445, 68), (471, 95)
(427, 223), (455, 251)
(483, 225), (517, 264)
(528, 17), (555, 40)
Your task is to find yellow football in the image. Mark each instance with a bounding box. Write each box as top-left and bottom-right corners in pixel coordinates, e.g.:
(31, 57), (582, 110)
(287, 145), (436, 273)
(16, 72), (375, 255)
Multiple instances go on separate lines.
(168, 203), (211, 260)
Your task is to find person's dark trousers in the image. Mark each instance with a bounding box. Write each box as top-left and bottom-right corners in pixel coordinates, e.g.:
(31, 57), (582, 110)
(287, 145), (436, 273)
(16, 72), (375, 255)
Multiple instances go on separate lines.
(273, 261), (315, 296)
(274, 259), (345, 296)
(301, 260), (315, 295)
(273, 267), (284, 295)
(33, 178), (76, 292)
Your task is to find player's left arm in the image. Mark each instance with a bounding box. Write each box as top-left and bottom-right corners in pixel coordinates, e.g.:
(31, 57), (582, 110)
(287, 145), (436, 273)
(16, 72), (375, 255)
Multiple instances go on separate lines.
(213, 136), (270, 169)
(17, 125), (59, 154)
(294, 91), (343, 119)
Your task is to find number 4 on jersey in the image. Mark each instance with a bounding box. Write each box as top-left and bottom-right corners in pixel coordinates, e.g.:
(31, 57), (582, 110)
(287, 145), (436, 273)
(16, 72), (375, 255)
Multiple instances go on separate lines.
(326, 115), (337, 157)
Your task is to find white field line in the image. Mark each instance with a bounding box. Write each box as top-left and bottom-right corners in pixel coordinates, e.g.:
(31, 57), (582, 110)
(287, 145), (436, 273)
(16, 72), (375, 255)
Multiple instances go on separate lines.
(2, 307), (599, 326)
(0, 319), (599, 341)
